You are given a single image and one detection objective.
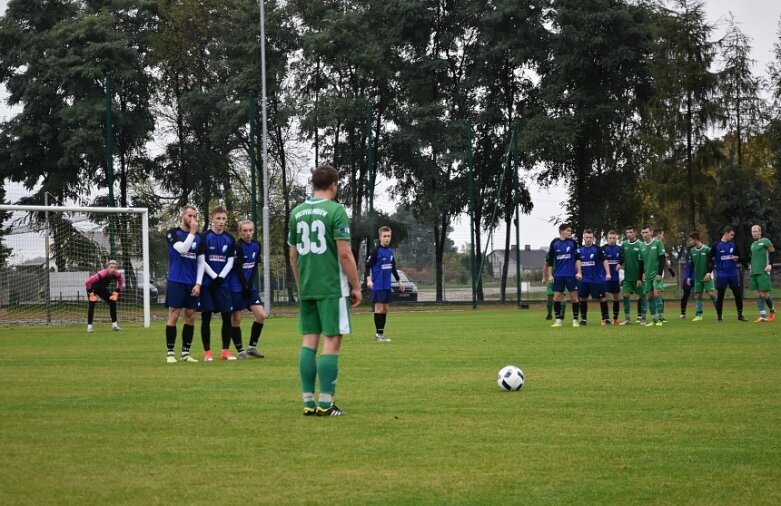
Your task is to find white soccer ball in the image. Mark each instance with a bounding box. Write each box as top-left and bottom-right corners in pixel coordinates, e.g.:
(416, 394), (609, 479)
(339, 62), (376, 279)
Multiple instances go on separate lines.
(497, 365), (525, 391)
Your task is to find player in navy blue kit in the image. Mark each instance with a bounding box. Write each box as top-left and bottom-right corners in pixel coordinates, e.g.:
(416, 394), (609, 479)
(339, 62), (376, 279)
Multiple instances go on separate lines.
(710, 226), (748, 322)
(230, 220), (266, 358)
(680, 255), (693, 319)
(576, 229), (612, 326)
(197, 206), (242, 361)
(602, 230), (623, 324)
(546, 223), (581, 328)
(365, 226), (403, 342)
(165, 205), (203, 363)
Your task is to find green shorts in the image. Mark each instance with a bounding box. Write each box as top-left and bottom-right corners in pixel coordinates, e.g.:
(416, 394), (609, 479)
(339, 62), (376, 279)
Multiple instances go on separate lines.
(643, 278), (665, 294)
(622, 280), (644, 296)
(693, 279), (716, 293)
(298, 297), (352, 336)
(749, 273), (772, 292)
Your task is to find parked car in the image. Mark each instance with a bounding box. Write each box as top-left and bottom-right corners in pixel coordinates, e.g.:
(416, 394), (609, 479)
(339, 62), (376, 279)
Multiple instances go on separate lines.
(391, 270), (418, 302)
(133, 283), (159, 304)
(361, 270), (418, 302)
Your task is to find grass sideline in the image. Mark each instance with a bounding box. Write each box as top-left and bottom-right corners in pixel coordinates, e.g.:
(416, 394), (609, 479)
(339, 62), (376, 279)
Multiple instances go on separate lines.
(0, 307), (779, 505)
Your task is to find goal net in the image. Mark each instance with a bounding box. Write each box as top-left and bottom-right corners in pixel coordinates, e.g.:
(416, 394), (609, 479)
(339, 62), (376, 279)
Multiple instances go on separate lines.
(0, 205), (151, 327)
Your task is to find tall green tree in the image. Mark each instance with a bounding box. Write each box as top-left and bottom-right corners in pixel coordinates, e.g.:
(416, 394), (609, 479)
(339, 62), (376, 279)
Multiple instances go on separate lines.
(290, 0), (400, 229)
(525, 0), (654, 237)
(468, 0), (545, 299)
(150, 0), (247, 220)
(384, 0), (479, 301)
(644, 0), (720, 232)
(0, 0), (83, 202)
(718, 14), (763, 171)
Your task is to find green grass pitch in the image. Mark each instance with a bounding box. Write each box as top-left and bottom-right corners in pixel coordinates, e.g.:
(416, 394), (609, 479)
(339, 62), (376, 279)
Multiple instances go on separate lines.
(1, 307), (779, 504)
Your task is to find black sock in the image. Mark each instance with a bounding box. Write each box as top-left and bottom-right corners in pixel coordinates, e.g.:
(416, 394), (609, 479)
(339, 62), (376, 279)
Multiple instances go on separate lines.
(680, 289), (690, 314)
(600, 300), (609, 320)
(182, 324), (194, 355)
(716, 289), (726, 318)
(88, 302), (96, 325)
(221, 313), (232, 350)
(109, 302), (117, 323)
(250, 322), (263, 347)
(201, 312), (212, 352)
(232, 326), (244, 352)
(612, 300), (620, 319)
(637, 298), (642, 318)
(166, 325), (176, 354)
(375, 313), (387, 335)
(733, 289), (743, 316)
(572, 301), (580, 320)
(580, 300), (588, 320)
(553, 301), (562, 319)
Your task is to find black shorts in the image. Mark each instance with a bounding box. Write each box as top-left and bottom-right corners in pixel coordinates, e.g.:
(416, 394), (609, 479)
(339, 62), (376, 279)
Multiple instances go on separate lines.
(165, 280), (199, 310)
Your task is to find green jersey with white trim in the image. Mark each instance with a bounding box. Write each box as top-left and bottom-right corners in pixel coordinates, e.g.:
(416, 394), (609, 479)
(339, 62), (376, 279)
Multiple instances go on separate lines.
(689, 244), (711, 280)
(640, 238), (665, 277)
(750, 237), (774, 275)
(288, 198), (351, 300)
(621, 240), (642, 281)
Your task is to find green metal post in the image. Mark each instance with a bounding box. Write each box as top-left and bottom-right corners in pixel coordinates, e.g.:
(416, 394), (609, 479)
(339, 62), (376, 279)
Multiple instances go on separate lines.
(249, 92), (258, 238)
(466, 119), (477, 309)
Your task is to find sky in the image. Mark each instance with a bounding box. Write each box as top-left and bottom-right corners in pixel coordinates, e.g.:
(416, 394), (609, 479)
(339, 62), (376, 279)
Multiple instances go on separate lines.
(1, 0), (779, 251)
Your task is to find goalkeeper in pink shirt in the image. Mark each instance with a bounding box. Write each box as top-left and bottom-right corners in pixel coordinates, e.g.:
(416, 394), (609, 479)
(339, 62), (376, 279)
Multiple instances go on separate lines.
(85, 260), (125, 333)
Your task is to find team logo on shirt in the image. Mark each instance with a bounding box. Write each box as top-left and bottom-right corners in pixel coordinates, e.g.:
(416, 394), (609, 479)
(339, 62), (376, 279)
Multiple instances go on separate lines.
(190, 243), (197, 250)
(252, 252), (256, 259)
(222, 245), (228, 253)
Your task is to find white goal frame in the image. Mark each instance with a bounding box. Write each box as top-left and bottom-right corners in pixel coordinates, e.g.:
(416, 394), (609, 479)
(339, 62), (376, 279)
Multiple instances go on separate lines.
(0, 204), (151, 328)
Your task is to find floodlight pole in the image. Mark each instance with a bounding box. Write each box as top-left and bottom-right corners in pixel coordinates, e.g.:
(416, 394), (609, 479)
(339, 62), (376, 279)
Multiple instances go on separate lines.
(259, 0), (271, 314)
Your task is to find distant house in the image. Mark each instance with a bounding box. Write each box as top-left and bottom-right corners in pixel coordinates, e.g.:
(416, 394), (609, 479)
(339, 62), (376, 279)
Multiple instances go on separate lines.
(486, 245), (548, 279)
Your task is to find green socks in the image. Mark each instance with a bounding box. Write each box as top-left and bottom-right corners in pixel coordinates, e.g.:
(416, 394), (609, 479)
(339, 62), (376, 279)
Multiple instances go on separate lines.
(301, 349), (343, 409)
(299, 346), (317, 405)
(318, 354), (339, 408)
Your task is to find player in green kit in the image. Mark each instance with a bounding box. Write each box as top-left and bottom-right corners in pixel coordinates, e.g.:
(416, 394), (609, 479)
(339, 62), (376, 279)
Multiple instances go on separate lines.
(639, 225), (666, 326)
(749, 224), (776, 322)
(618, 226), (644, 325)
(288, 164), (362, 417)
(686, 232), (717, 321)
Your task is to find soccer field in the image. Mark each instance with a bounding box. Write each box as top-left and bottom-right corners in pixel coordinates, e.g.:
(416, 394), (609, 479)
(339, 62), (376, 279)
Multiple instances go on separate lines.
(0, 308), (779, 505)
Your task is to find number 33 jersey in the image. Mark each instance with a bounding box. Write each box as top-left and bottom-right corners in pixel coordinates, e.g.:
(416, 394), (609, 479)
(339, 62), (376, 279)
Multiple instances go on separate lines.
(288, 197), (352, 300)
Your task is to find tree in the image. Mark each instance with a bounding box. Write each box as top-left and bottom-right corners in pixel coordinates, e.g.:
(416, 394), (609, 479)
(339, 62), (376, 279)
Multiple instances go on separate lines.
(468, 0), (545, 300)
(383, 0), (480, 301)
(0, 0), (86, 203)
(644, 0), (720, 232)
(150, 0), (247, 220)
(718, 14), (764, 172)
(525, 0), (654, 237)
